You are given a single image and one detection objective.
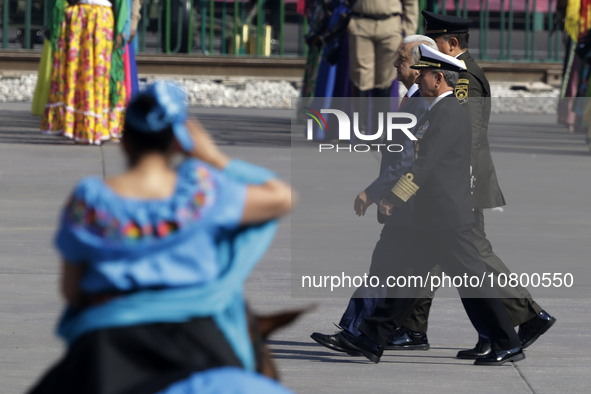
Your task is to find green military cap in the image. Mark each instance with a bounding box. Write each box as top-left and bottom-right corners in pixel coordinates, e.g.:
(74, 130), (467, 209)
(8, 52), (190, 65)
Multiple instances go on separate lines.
(410, 44), (467, 72)
(422, 10), (473, 38)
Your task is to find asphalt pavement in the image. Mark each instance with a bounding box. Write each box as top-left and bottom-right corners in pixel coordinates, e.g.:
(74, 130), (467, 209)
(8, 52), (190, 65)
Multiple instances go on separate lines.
(0, 102), (589, 393)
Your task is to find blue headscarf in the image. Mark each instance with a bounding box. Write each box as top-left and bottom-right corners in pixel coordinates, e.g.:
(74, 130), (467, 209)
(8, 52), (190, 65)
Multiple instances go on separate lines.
(126, 81), (195, 152)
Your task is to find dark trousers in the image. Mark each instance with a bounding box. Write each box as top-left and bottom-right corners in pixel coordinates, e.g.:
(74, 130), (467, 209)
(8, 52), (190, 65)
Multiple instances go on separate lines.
(358, 225), (522, 351)
(402, 209), (542, 338)
(338, 225), (413, 336)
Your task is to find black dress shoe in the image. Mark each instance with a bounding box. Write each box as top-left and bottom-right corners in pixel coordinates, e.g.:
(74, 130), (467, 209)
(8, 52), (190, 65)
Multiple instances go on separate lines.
(474, 347), (525, 366)
(337, 331), (383, 364)
(385, 328), (430, 350)
(518, 310), (556, 349)
(456, 342), (492, 359)
(310, 332), (362, 356)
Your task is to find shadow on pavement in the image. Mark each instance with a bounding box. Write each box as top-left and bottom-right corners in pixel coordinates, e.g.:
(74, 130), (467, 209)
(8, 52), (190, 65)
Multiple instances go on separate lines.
(487, 116), (589, 157)
(0, 110), (76, 145)
(195, 114), (291, 147)
(0, 106), (589, 156)
(0, 108), (293, 148)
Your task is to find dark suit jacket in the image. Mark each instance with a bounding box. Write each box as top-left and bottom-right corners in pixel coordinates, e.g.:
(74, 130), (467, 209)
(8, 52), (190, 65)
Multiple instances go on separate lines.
(455, 51), (505, 209)
(398, 95), (475, 230)
(364, 90), (429, 226)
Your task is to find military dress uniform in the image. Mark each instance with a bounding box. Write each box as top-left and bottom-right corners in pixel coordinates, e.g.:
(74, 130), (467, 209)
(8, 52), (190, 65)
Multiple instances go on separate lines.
(347, 0), (419, 136)
(340, 46), (525, 365)
(348, 0), (418, 92)
(398, 11), (553, 352)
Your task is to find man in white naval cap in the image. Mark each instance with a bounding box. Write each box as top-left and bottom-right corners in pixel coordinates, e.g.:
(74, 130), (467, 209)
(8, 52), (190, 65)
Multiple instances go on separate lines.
(337, 44), (526, 366)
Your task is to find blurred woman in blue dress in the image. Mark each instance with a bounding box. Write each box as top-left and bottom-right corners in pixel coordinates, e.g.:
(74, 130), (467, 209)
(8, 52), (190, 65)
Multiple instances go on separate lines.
(29, 81), (295, 394)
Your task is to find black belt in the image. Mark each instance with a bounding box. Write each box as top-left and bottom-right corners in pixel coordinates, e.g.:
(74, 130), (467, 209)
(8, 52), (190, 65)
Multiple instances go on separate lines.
(352, 12), (400, 20)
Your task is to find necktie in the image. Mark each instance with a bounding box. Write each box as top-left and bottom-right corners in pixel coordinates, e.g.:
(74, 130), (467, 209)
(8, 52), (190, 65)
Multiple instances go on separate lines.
(400, 93), (409, 108)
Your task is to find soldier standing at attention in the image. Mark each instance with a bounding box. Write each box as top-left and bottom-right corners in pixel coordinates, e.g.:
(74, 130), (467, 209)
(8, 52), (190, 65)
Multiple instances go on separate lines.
(348, 0), (419, 133)
(394, 11), (556, 359)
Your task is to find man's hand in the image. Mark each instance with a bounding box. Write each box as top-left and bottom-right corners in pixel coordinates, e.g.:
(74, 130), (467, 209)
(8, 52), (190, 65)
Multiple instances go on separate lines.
(354, 191), (373, 216)
(128, 29), (137, 44)
(379, 198), (395, 216)
(115, 34), (123, 50)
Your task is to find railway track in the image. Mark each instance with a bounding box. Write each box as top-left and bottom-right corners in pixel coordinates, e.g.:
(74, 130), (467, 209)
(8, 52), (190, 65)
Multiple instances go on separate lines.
(0, 50), (563, 86)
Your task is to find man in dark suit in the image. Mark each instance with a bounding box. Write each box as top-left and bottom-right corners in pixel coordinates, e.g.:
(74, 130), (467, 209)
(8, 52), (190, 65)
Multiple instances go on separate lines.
(395, 11), (555, 359)
(310, 35), (432, 353)
(338, 44), (525, 366)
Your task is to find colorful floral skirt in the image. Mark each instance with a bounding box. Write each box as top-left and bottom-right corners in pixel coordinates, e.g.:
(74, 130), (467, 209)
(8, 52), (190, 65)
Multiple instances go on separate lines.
(41, 5), (126, 145)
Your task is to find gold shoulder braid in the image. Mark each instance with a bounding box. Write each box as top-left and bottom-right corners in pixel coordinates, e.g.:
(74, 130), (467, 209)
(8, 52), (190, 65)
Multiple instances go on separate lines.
(391, 173), (419, 202)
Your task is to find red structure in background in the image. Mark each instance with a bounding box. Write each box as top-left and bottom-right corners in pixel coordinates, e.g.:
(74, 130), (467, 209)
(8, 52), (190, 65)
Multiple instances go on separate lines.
(444, 0), (551, 13)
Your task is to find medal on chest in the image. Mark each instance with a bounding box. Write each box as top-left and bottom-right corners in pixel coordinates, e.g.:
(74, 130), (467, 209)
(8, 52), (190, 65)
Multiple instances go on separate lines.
(413, 121), (430, 160)
(415, 121), (429, 139)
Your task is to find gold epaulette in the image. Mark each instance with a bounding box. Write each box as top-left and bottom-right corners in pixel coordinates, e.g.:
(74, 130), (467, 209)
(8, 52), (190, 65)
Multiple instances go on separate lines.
(391, 173), (419, 202)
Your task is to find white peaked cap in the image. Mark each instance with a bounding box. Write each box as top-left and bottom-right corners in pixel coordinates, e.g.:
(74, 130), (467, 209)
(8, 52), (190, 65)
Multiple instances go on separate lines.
(410, 44), (467, 72)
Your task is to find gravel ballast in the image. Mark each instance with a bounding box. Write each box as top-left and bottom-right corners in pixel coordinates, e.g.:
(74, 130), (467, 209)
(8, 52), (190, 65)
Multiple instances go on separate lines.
(0, 73), (561, 114)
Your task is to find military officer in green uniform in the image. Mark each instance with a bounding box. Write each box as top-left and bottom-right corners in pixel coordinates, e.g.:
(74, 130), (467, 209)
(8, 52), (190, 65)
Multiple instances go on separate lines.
(390, 11), (556, 359)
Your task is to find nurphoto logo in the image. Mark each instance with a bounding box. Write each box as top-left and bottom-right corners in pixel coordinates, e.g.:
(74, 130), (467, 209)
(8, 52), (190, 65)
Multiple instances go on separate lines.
(303, 108), (418, 153)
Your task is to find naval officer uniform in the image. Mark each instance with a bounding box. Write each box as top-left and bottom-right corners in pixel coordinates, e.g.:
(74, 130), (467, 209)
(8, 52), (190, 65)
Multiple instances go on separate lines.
(396, 12), (555, 359)
(339, 45), (525, 366)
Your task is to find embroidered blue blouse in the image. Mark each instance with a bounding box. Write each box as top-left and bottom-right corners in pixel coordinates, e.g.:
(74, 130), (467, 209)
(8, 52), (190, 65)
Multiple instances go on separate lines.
(56, 158), (247, 294)
(56, 159), (278, 371)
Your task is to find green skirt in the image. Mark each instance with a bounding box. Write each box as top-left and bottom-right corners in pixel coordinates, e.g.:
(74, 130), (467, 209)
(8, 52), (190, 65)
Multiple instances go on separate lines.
(32, 40), (53, 116)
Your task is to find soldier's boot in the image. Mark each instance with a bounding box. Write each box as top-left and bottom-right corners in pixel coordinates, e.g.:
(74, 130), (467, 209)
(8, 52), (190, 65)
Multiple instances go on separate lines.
(372, 83), (393, 144)
(352, 85), (371, 138)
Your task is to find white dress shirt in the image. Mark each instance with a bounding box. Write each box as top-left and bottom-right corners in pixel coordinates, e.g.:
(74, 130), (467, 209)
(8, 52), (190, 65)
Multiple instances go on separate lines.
(428, 90), (454, 111)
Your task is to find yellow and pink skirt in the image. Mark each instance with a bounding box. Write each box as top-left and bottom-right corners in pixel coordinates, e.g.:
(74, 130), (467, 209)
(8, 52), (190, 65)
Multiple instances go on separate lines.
(41, 5), (126, 145)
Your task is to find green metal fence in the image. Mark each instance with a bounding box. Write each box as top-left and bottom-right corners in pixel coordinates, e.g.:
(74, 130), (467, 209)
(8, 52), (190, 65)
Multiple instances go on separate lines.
(128, 0), (287, 56)
(0, 0), (565, 62)
(427, 0), (562, 62)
